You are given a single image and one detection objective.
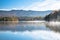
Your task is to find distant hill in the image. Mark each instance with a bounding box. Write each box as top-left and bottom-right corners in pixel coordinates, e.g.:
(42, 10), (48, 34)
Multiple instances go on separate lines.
(44, 10), (60, 21)
(0, 10), (52, 17)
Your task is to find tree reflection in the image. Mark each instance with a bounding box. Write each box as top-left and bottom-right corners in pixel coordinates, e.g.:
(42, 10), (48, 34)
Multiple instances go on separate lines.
(45, 22), (60, 32)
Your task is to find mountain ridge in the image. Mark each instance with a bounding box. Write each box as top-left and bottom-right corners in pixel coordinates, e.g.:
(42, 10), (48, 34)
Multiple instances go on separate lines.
(0, 10), (52, 17)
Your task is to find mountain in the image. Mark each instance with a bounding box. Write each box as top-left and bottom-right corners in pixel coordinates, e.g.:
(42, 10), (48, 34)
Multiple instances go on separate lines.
(44, 10), (60, 21)
(0, 10), (52, 17)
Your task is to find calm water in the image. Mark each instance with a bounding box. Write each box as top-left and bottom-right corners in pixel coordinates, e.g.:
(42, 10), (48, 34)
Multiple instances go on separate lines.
(0, 21), (60, 40)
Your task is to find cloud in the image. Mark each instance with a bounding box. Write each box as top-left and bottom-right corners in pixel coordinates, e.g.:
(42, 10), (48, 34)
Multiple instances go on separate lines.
(0, 9), (11, 11)
(0, 0), (60, 11)
(24, 0), (60, 11)
(0, 8), (23, 11)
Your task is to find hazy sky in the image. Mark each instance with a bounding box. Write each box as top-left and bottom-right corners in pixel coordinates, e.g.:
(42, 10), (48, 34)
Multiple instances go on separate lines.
(0, 0), (60, 11)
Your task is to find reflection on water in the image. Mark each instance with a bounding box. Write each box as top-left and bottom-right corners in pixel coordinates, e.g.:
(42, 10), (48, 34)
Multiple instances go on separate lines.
(0, 21), (60, 40)
(0, 21), (50, 31)
(46, 22), (60, 32)
(0, 21), (60, 32)
(0, 30), (60, 40)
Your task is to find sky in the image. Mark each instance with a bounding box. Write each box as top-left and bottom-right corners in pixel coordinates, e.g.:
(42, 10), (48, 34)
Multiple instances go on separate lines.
(0, 0), (60, 11)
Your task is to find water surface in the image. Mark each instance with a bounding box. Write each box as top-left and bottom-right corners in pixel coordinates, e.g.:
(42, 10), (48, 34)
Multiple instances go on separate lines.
(0, 21), (60, 40)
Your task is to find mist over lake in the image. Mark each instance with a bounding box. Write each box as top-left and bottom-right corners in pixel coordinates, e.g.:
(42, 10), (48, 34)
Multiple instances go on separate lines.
(0, 21), (60, 40)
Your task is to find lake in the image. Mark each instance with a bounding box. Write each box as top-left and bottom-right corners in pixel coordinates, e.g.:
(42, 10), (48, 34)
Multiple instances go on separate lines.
(0, 21), (60, 40)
